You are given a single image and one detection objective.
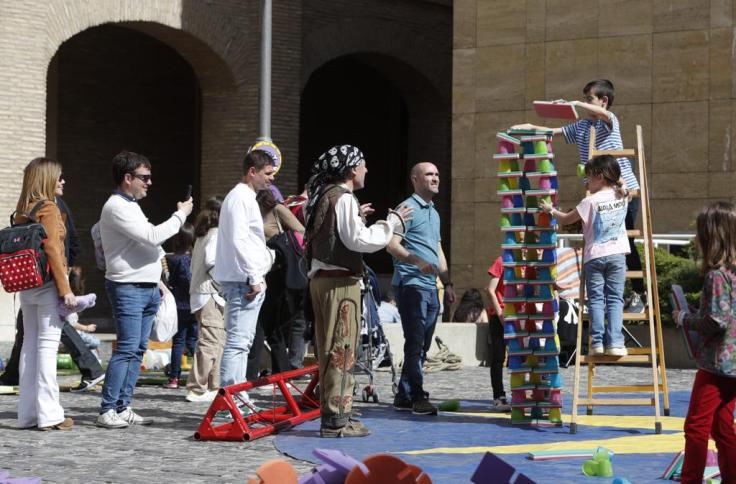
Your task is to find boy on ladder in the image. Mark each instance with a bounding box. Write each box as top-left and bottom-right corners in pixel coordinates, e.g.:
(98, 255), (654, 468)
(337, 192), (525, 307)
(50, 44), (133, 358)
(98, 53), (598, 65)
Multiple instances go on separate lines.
(512, 79), (645, 312)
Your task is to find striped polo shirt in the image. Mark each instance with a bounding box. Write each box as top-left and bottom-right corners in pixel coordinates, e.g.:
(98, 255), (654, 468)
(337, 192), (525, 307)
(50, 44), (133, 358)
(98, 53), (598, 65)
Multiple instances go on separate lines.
(556, 247), (583, 300)
(562, 111), (640, 191)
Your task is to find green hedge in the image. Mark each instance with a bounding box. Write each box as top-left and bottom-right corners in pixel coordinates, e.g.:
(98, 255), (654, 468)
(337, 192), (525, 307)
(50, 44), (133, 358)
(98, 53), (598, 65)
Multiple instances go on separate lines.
(651, 246), (702, 326)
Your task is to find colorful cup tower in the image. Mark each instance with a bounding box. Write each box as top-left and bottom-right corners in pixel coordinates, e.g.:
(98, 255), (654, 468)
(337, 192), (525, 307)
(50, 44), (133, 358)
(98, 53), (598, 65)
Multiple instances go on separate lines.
(495, 129), (562, 426)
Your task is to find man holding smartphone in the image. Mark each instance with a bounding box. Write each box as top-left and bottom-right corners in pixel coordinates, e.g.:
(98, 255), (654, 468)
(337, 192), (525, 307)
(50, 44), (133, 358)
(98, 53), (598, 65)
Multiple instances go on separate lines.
(213, 150), (275, 414)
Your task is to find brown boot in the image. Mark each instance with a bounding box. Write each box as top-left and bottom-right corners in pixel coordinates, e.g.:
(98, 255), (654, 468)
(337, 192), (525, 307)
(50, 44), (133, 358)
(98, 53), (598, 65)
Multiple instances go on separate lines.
(320, 419), (370, 438)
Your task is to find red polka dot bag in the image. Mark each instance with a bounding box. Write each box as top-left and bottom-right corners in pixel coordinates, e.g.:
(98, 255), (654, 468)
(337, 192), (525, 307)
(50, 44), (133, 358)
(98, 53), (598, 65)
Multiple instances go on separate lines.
(0, 201), (51, 292)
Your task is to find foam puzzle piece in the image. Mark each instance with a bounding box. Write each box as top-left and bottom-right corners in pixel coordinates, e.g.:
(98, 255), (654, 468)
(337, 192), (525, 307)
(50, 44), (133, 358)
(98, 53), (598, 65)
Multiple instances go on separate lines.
(471, 452), (538, 484)
(345, 454), (431, 484)
(247, 459), (298, 484)
(298, 449), (363, 484)
(0, 470), (42, 484)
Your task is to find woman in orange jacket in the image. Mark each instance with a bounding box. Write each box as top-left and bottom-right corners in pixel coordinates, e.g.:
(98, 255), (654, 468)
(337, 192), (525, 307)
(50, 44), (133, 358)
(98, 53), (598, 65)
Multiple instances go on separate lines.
(15, 157), (77, 431)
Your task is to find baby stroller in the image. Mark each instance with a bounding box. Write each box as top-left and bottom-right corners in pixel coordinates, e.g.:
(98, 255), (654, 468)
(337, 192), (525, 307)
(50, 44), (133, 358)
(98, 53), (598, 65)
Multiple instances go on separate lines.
(354, 265), (398, 403)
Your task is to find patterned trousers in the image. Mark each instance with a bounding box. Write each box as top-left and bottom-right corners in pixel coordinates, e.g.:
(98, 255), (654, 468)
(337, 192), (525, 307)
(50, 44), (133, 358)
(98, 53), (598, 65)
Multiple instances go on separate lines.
(309, 276), (361, 428)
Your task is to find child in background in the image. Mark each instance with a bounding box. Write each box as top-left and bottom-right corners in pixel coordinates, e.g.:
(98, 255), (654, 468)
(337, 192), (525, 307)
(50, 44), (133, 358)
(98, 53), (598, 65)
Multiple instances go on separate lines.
(673, 202), (736, 483)
(186, 197), (226, 402)
(513, 79), (645, 312)
(485, 255), (510, 413)
(452, 289), (488, 323)
(61, 266), (105, 392)
(163, 223), (198, 389)
(539, 155), (629, 356)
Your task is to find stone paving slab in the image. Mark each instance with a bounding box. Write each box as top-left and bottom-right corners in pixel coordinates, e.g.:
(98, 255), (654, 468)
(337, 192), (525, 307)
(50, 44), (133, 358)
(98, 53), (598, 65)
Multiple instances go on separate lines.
(0, 365), (696, 483)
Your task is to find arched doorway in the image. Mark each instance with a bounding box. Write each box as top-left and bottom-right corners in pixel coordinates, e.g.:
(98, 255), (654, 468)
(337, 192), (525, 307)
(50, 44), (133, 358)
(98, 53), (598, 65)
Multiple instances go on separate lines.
(299, 54), (450, 276)
(46, 24), (201, 324)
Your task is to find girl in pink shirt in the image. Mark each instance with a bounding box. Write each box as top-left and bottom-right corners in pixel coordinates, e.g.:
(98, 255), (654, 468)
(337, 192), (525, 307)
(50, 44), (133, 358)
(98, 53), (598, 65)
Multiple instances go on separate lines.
(539, 155), (629, 356)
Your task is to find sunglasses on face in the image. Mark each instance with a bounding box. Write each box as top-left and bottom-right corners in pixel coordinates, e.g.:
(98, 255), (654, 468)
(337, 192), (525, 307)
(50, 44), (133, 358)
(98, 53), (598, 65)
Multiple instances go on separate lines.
(130, 173), (152, 183)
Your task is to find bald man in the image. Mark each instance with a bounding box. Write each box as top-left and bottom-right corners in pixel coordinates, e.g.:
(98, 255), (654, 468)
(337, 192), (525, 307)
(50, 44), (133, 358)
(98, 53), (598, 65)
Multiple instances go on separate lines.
(387, 162), (456, 416)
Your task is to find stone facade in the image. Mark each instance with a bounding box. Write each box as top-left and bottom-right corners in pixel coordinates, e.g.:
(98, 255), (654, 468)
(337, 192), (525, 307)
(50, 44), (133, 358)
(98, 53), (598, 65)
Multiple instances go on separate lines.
(452, 0), (736, 297)
(0, 0), (451, 338)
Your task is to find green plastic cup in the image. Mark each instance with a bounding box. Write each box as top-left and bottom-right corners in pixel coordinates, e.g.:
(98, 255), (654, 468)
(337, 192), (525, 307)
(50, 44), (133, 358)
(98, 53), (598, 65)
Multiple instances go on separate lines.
(537, 158), (552, 173)
(597, 459), (614, 477)
(577, 163), (586, 178)
(582, 460), (599, 477)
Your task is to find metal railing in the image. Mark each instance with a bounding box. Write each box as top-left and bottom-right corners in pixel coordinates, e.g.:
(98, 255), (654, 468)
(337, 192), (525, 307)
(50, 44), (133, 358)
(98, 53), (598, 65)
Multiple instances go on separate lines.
(557, 233), (695, 250)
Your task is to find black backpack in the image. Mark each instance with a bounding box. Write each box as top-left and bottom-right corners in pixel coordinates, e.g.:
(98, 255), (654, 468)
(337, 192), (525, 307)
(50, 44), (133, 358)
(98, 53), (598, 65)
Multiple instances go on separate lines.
(0, 201), (51, 292)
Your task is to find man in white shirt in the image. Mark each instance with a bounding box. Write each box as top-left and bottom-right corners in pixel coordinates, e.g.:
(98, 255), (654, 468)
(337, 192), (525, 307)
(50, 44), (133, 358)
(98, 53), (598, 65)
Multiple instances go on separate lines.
(304, 144), (411, 438)
(213, 150), (275, 411)
(97, 151), (193, 429)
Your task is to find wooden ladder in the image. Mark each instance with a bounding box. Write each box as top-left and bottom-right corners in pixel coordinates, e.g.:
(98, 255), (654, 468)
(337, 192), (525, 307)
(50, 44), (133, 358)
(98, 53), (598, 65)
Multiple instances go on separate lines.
(569, 124), (670, 434)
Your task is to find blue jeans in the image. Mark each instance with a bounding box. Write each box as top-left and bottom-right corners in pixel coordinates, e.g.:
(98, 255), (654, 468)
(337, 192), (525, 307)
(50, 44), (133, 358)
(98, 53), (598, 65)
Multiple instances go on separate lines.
(101, 281), (160, 413)
(394, 285), (440, 402)
(219, 282), (265, 396)
(169, 309), (199, 378)
(585, 254), (626, 349)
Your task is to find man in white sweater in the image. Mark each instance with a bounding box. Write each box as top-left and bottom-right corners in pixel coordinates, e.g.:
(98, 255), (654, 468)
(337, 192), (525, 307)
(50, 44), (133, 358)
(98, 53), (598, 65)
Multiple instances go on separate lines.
(96, 151), (193, 429)
(214, 150), (275, 411)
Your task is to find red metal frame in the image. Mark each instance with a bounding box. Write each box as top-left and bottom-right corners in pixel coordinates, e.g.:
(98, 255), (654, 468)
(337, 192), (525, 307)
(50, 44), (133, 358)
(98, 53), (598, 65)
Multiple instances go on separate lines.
(194, 364), (320, 442)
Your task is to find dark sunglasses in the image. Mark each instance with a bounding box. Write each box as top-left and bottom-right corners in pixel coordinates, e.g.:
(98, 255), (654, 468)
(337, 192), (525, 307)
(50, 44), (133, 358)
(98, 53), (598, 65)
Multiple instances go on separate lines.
(130, 173), (152, 183)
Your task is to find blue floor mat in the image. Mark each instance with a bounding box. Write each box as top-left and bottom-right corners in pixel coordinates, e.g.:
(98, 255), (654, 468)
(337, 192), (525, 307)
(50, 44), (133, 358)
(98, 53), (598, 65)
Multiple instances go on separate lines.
(274, 391), (698, 483)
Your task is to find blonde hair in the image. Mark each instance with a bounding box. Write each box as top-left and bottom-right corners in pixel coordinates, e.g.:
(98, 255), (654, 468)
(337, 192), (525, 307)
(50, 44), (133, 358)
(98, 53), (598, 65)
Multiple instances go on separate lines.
(16, 157), (62, 213)
(696, 201), (736, 275)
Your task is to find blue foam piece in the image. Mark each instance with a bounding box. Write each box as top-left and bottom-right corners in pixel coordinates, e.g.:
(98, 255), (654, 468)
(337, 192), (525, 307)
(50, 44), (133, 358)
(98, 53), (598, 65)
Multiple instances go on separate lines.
(471, 452), (515, 483)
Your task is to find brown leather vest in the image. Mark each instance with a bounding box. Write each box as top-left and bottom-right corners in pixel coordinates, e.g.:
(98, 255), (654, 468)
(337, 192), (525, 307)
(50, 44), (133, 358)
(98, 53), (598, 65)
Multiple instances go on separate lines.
(306, 184), (364, 275)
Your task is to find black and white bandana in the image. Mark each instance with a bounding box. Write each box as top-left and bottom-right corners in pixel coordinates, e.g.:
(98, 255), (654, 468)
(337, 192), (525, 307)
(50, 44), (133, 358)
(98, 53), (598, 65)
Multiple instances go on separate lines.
(305, 144), (365, 223)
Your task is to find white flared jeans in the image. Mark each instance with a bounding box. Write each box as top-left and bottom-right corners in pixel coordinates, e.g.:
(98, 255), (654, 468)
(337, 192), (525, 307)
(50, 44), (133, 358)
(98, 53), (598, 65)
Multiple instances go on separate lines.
(18, 282), (65, 428)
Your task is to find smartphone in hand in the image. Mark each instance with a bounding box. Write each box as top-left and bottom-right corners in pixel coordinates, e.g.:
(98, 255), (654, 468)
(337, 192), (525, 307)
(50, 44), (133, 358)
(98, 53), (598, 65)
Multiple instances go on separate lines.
(185, 184), (192, 200)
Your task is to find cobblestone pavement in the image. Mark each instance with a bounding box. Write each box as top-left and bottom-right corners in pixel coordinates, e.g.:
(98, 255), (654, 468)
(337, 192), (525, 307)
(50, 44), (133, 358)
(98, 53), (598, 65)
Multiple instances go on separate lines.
(0, 365), (696, 483)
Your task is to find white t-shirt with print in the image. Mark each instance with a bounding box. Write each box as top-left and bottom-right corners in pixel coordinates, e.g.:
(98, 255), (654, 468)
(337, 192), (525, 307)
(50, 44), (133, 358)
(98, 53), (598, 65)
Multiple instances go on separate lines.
(576, 188), (630, 263)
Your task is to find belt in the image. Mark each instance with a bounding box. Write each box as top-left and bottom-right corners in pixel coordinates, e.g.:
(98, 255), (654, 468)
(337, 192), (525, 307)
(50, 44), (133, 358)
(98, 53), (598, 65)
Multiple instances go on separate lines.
(122, 282), (158, 288)
(314, 269), (355, 278)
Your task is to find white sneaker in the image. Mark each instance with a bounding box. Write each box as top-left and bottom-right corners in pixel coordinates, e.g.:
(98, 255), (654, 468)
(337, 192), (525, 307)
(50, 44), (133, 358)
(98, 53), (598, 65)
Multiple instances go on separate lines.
(117, 407), (153, 426)
(626, 292), (646, 313)
(605, 347), (628, 357)
(185, 390), (217, 403)
(96, 409), (129, 429)
(590, 345), (604, 355)
(489, 397), (511, 413)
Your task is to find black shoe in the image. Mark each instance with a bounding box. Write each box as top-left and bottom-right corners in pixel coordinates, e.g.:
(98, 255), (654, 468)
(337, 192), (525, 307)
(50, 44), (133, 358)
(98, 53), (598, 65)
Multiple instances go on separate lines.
(393, 395), (412, 411)
(412, 397), (438, 416)
(69, 374), (105, 393)
(320, 420), (371, 438)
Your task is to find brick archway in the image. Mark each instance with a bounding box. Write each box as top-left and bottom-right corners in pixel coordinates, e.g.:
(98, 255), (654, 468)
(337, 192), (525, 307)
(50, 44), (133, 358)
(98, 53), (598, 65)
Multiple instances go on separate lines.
(300, 19), (452, 270)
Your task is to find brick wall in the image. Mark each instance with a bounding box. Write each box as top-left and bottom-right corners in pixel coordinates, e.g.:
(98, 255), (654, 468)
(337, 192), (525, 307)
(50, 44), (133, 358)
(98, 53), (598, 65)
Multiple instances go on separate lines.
(0, 0), (451, 339)
(452, 0), (736, 299)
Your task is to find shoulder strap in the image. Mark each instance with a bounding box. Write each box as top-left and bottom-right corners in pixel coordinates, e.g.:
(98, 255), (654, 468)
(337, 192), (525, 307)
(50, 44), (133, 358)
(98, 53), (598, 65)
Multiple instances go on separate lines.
(28, 200), (48, 222)
(10, 200), (49, 226)
(274, 208), (284, 234)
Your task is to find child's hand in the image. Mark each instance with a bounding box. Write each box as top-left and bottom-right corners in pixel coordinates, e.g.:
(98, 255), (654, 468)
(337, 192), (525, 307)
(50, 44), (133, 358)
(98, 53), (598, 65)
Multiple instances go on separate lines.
(538, 200), (554, 214)
(672, 310), (686, 327)
(86, 324), (97, 333)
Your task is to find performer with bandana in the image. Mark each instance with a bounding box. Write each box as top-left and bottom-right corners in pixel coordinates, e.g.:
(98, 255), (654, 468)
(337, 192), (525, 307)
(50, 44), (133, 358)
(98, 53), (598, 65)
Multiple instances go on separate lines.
(305, 144), (411, 438)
